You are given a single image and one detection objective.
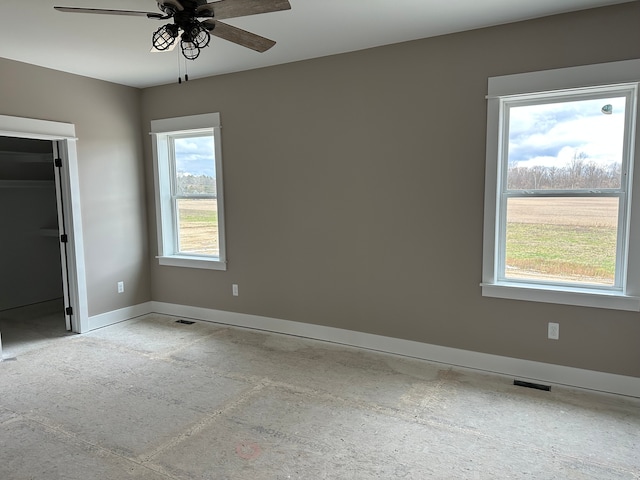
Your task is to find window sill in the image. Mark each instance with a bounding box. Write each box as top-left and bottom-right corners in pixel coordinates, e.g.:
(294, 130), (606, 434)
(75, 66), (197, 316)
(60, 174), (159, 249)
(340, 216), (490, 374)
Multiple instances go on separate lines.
(157, 255), (227, 271)
(481, 282), (640, 311)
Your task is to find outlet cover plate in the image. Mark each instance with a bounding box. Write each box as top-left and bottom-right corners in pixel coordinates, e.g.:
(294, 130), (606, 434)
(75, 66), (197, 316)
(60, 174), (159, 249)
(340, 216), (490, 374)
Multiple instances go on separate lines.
(548, 322), (559, 340)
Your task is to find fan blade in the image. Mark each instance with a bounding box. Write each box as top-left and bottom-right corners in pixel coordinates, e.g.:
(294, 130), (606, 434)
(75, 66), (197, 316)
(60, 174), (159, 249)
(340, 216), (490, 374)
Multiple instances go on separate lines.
(204, 20), (276, 53)
(197, 0), (291, 20)
(54, 6), (165, 19)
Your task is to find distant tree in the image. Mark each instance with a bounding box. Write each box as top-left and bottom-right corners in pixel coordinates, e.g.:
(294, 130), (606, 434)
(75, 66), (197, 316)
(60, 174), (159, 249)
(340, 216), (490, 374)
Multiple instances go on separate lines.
(530, 166), (547, 189)
(547, 166), (559, 189)
(507, 151), (621, 191)
(177, 173), (217, 196)
(604, 162), (622, 188)
(568, 152), (588, 189)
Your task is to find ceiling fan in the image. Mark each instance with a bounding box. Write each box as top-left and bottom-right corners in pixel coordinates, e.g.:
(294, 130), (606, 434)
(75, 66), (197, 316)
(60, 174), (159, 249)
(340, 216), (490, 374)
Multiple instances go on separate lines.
(54, 0), (291, 60)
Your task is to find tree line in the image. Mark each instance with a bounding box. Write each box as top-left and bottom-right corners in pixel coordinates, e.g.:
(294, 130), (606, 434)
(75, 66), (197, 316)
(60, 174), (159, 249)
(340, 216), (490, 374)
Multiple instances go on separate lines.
(177, 173), (217, 195)
(508, 154), (621, 190)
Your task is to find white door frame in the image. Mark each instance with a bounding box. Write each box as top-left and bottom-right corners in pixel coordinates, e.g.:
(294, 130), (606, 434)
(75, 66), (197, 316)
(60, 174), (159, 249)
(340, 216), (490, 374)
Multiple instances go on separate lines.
(0, 114), (88, 333)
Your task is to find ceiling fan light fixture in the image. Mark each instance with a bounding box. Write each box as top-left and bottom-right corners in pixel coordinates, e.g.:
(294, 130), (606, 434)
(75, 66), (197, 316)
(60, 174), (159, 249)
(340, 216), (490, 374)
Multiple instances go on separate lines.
(180, 39), (200, 60)
(152, 24), (179, 51)
(53, 0), (290, 68)
(188, 22), (210, 49)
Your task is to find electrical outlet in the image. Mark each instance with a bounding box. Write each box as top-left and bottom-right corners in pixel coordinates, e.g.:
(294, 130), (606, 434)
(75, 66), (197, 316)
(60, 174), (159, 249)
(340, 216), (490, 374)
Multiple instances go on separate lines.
(117, 281), (124, 294)
(232, 284), (239, 296)
(548, 322), (559, 340)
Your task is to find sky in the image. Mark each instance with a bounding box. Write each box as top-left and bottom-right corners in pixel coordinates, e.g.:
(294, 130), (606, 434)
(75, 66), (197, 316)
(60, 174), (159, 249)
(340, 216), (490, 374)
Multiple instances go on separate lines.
(174, 135), (216, 177)
(507, 95), (627, 169)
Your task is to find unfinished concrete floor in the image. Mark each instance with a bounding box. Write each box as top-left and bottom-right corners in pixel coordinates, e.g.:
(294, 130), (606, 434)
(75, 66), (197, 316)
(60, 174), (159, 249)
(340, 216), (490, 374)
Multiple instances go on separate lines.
(1, 308), (639, 479)
(0, 299), (72, 359)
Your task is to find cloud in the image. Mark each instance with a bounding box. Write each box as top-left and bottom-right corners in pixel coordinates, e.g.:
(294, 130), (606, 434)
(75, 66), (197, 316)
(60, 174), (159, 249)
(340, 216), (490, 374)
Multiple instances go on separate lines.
(174, 136), (216, 176)
(507, 95), (626, 168)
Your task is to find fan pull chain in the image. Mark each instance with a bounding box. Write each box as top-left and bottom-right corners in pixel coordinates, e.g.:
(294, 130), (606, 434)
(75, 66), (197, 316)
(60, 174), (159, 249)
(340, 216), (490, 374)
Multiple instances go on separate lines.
(177, 54), (190, 84)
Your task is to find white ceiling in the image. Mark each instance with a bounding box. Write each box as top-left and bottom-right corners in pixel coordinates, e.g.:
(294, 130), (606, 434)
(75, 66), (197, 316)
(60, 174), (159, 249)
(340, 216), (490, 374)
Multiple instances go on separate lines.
(0, 0), (634, 88)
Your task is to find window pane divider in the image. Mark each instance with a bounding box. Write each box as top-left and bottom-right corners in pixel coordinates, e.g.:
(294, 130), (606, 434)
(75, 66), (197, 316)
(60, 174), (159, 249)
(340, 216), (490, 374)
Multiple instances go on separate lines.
(504, 190), (623, 198)
(173, 195), (217, 199)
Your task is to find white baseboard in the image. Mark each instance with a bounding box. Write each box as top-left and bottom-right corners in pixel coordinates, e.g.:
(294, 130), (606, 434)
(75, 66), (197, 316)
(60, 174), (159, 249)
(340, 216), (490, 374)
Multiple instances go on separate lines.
(87, 302), (152, 331)
(95, 301), (640, 398)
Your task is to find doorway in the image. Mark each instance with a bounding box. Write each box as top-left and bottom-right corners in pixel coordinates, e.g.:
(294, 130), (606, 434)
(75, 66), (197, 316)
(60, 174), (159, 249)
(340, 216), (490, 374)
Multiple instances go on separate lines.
(0, 115), (88, 362)
(0, 137), (73, 357)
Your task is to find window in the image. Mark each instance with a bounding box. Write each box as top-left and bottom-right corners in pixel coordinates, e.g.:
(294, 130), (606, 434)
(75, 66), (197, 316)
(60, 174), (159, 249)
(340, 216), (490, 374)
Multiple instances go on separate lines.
(482, 60), (640, 310)
(151, 113), (226, 270)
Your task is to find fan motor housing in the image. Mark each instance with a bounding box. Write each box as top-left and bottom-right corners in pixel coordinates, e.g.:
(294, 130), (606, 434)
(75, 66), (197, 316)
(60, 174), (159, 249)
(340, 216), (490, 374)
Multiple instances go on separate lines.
(158, 0), (211, 26)
(157, 0), (208, 14)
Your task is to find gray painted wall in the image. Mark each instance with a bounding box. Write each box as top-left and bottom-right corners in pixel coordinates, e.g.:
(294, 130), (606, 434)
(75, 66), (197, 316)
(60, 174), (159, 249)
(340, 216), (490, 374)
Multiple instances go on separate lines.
(0, 58), (151, 316)
(141, 3), (640, 377)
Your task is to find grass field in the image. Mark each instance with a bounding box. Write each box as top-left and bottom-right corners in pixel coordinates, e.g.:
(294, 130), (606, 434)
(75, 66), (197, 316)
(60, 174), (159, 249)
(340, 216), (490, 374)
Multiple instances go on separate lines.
(177, 199), (219, 256)
(505, 197), (618, 285)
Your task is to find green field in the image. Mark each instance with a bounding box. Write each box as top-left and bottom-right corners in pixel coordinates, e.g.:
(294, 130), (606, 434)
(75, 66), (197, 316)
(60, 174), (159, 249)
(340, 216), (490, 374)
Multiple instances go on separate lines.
(177, 199), (219, 256)
(504, 197), (619, 285)
(505, 223), (617, 284)
(179, 209), (218, 224)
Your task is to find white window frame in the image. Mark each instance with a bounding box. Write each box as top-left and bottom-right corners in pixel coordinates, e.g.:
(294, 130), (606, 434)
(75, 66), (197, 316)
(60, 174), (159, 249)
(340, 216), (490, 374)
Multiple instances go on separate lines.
(151, 113), (226, 270)
(482, 60), (640, 311)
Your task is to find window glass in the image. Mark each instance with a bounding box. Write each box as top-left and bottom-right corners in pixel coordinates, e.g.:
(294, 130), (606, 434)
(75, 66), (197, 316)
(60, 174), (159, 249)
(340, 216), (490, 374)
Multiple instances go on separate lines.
(176, 198), (219, 256)
(504, 197), (618, 285)
(506, 96), (626, 190)
(172, 134), (219, 257)
(498, 91), (630, 289)
(174, 135), (217, 195)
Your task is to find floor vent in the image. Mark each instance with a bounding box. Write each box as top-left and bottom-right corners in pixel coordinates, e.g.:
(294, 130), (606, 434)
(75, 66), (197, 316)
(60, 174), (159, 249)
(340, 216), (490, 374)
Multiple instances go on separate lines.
(514, 380), (551, 391)
(176, 319), (196, 325)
